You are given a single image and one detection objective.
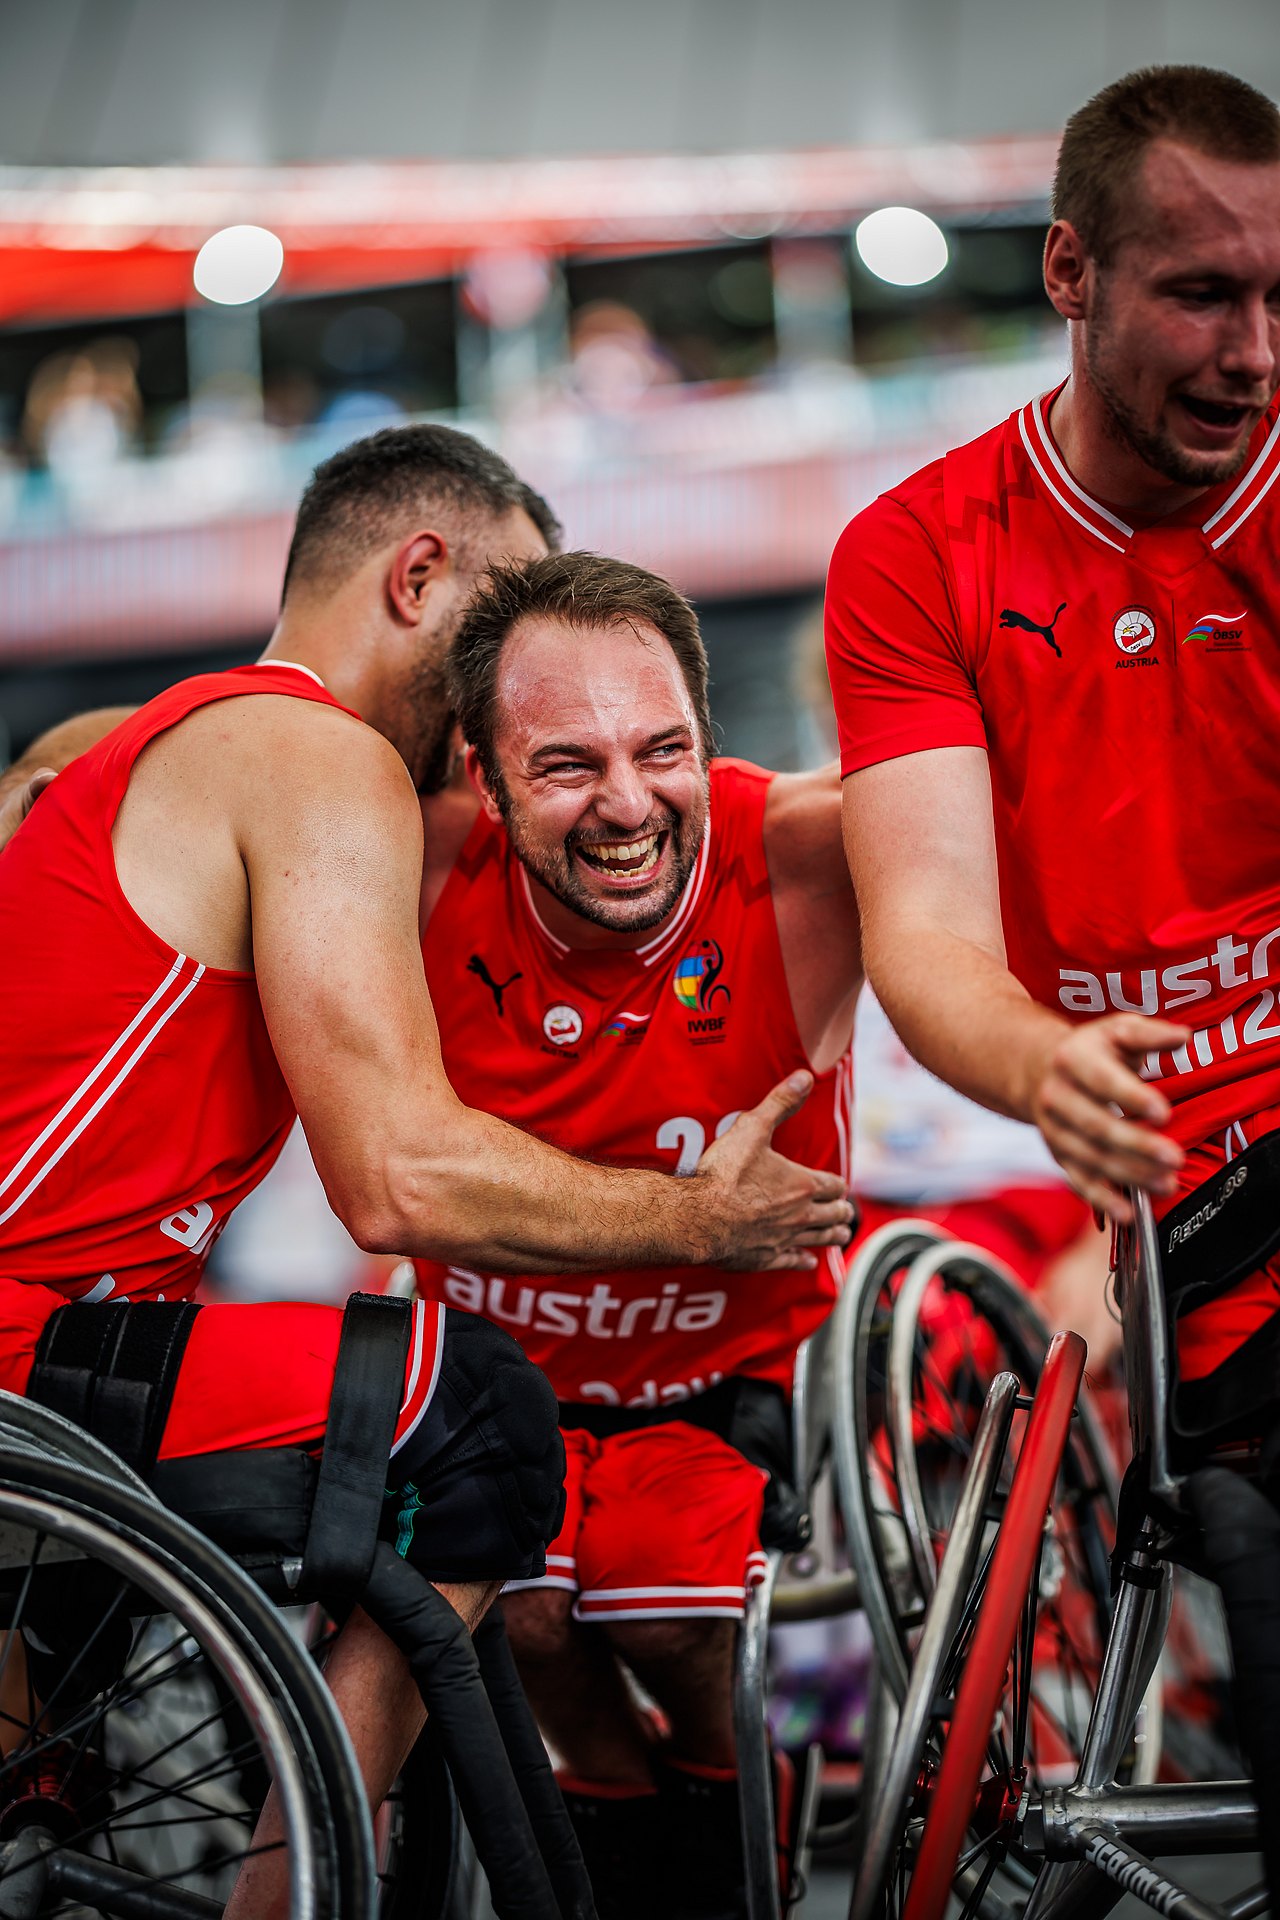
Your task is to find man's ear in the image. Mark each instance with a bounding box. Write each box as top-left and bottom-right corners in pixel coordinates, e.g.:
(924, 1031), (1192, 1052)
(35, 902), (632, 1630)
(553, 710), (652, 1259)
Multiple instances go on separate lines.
(1043, 219), (1092, 323)
(465, 744), (504, 824)
(387, 529), (448, 625)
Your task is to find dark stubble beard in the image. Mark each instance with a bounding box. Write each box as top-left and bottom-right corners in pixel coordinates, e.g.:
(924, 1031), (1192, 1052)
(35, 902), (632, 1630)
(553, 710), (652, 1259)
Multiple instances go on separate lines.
(1085, 281), (1259, 492)
(402, 651), (456, 797)
(497, 775), (710, 935)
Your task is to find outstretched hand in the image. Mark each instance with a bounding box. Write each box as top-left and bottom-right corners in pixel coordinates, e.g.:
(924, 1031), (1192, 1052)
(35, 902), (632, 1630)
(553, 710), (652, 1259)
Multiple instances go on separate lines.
(0, 767), (55, 854)
(1029, 1013), (1188, 1222)
(694, 1069), (855, 1271)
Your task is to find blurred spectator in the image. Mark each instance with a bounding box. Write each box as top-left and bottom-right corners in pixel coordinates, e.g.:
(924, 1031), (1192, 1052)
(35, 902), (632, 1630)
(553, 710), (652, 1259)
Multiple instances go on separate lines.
(567, 300), (679, 411)
(22, 337), (142, 477)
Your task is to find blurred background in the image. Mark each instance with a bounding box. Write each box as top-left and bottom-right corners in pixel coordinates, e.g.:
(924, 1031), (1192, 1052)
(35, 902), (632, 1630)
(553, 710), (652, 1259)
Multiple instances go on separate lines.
(2, 0), (1274, 767)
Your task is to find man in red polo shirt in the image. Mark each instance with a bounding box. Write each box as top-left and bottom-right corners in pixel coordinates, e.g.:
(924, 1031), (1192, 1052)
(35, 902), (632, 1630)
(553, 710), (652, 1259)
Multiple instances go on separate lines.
(826, 59), (1280, 1893)
(827, 63), (1280, 1383)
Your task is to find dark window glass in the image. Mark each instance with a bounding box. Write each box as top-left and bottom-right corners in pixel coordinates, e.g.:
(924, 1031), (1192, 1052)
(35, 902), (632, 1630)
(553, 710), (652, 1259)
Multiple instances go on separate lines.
(258, 280), (459, 428)
(565, 242), (777, 386)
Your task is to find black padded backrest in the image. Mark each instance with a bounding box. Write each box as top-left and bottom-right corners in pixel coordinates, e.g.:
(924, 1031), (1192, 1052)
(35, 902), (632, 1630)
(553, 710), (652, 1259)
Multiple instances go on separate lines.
(1159, 1127), (1280, 1318)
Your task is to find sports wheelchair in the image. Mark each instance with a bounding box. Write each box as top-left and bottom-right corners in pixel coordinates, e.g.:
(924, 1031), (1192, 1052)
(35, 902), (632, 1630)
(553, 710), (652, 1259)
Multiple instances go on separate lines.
(0, 1294), (597, 1920)
(734, 1219), (1134, 1920)
(842, 1163), (1280, 1920)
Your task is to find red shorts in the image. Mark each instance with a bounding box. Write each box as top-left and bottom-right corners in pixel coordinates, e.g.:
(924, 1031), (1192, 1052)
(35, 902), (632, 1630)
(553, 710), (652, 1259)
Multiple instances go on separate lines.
(854, 1184), (1091, 1291)
(510, 1422), (769, 1622)
(1160, 1107), (1280, 1383)
(0, 1280), (444, 1461)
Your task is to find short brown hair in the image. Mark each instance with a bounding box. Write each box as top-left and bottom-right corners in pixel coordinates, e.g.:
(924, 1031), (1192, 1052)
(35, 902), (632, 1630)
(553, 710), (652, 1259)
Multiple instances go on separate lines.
(1053, 65), (1280, 265)
(449, 551), (715, 784)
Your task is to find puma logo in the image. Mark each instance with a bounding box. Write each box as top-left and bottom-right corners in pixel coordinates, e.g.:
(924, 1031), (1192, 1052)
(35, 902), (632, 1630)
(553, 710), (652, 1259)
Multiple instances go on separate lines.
(467, 954), (522, 1017)
(999, 602), (1067, 658)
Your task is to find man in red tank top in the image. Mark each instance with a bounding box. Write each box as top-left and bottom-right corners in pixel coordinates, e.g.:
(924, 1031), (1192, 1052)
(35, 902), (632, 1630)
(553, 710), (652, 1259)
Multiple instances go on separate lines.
(410, 551), (862, 1916)
(0, 428), (853, 1916)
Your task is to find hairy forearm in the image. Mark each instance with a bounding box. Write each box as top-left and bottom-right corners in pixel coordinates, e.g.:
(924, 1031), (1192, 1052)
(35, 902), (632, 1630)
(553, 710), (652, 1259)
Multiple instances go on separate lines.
(865, 922), (1068, 1124)
(335, 1105), (719, 1274)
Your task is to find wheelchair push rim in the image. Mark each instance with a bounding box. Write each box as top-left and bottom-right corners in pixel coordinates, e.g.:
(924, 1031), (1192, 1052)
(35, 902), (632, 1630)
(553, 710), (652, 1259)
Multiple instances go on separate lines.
(0, 1451), (376, 1920)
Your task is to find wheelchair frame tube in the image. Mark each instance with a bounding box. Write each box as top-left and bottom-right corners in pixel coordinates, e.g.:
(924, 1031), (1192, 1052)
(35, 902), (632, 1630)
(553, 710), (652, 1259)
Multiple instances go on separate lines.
(1033, 1783), (1260, 1860)
(850, 1369), (1019, 1920)
(902, 1331), (1087, 1920)
(1071, 1532), (1169, 1795)
(735, 1548), (783, 1920)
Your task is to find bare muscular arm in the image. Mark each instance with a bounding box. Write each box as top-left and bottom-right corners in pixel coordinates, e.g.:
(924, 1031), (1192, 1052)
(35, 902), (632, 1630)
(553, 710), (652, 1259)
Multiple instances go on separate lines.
(0, 707), (133, 849)
(843, 745), (1187, 1220)
(764, 762), (863, 1071)
(239, 707), (851, 1273)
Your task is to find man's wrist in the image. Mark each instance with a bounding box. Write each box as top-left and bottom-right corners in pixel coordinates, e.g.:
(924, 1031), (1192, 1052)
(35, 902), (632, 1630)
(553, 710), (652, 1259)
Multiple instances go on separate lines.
(669, 1167), (728, 1266)
(1007, 1005), (1073, 1121)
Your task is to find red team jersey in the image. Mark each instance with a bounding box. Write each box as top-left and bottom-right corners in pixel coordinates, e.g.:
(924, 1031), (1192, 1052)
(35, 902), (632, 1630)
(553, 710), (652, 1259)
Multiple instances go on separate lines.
(826, 388), (1280, 1153)
(413, 760), (851, 1407)
(0, 663), (442, 1453)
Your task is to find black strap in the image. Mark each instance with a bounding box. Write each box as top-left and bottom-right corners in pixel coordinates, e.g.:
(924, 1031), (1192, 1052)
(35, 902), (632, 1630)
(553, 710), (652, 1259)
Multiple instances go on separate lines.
(299, 1291), (412, 1605)
(27, 1301), (200, 1477)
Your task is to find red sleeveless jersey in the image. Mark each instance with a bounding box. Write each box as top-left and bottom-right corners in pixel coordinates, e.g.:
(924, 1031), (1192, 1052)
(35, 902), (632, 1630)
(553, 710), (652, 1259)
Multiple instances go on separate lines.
(0, 663), (353, 1308)
(827, 390), (1280, 1147)
(413, 759), (852, 1406)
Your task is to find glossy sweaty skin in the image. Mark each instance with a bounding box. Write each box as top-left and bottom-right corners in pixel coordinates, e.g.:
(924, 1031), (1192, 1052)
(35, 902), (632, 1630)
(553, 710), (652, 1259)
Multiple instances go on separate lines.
(422, 614), (863, 1073)
(1046, 139), (1280, 512)
(844, 138), (1280, 1220)
(483, 612), (709, 938)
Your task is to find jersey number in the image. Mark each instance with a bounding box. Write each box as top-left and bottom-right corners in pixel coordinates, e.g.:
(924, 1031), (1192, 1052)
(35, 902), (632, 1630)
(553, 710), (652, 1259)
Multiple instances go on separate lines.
(656, 1112), (742, 1176)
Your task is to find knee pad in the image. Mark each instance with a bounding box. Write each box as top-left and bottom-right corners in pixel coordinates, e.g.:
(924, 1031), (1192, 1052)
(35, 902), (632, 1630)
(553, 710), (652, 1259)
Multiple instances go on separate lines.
(383, 1310), (565, 1584)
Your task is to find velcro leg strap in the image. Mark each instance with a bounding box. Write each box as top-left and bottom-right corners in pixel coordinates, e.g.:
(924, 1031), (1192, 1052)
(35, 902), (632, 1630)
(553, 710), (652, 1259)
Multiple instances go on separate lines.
(1160, 1128), (1280, 1316)
(26, 1301), (201, 1478)
(299, 1291), (411, 1606)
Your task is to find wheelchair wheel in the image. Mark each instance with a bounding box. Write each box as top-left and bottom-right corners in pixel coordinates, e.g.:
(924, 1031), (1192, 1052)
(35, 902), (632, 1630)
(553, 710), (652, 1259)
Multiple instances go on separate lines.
(841, 1240), (1120, 1732)
(832, 1222), (948, 1703)
(0, 1450), (374, 1919)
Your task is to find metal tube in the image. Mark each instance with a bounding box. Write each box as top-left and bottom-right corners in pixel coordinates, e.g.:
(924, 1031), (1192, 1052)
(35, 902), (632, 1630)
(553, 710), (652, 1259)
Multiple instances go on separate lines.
(849, 1371), (1020, 1920)
(769, 1570), (861, 1623)
(46, 1845), (223, 1918)
(736, 1550), (783, 1920)
(1039, 1783), (1259, 1859)
(1072, 1535), (1166, 1794)
(1223, 1887), (1269, 1920)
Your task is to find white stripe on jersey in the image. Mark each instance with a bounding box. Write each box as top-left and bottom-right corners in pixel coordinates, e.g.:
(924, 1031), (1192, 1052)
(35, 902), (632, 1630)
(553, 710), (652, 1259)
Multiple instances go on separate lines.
(1027, 396), (1133, 537)
(390, 1299), (446, 1457)
(1202, 411), (1280, 537)
(0, 955), (205, 1231)
(1018, 407), (1127, 555)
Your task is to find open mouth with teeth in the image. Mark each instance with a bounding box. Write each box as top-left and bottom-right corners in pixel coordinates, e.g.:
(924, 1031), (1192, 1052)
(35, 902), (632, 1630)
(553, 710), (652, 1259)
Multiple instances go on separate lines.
(1178, 395), (1253, 432)
(574, 829), (669, 881)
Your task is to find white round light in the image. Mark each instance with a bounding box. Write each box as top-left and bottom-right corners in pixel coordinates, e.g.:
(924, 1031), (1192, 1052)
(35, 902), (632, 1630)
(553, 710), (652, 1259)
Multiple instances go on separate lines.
(193, 225), (284, 305)
(855, 206), (949, 288)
